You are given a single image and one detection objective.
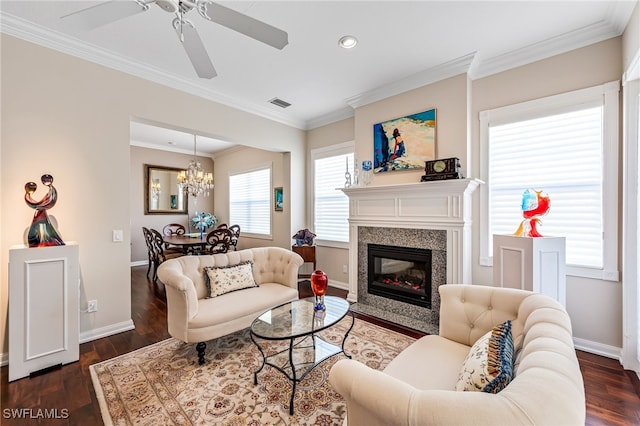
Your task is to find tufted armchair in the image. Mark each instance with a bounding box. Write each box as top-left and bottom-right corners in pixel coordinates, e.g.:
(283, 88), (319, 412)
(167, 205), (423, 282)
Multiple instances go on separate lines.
(157, 247), (303, 364)
(329, 284), (585, 425)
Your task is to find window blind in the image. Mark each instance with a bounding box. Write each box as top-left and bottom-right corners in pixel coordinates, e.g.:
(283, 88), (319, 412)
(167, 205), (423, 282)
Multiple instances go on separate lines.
(314, 153), (354, 242)
(229, 167), (271, 236)
(488, 105), (603, 268)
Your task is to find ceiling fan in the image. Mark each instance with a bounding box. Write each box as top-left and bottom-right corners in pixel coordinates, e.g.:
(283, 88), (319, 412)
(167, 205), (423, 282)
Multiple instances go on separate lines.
(61, 0), (289, 79)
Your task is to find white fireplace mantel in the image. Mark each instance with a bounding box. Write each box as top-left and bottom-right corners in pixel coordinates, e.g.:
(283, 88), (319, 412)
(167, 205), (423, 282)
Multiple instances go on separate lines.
(342, 178), (482, 302)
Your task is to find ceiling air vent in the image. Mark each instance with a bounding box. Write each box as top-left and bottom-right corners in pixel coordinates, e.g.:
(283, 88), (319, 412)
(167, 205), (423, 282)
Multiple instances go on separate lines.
(269, 97), (292, 108)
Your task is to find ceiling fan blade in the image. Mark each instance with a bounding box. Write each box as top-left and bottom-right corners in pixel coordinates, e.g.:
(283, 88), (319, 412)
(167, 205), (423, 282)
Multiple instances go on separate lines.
(200, 2), (288, 50)
(61, 0), (148, 31)
(175, 20), (217, 79)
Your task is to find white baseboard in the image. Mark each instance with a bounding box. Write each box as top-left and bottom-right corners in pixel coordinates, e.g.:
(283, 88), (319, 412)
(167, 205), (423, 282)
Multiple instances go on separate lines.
(329, 279), (349, 291)
(0, 320), (135, 367)
(573, 337), (622, 360)
(130, 260), (148, 267)
(0, 324), (625, 368)
(79, 319), (136, 344)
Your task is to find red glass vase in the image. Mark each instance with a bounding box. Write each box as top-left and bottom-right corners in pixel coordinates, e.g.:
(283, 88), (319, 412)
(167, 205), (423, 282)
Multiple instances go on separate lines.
(310, 270), (328, 311)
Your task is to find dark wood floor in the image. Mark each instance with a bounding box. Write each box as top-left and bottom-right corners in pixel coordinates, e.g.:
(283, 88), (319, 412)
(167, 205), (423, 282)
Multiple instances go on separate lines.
(1, 265), (639, 425)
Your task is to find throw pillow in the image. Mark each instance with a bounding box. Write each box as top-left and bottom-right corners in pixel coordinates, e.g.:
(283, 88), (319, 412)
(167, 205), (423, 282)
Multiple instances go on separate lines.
(203, 261), (257, 298)
(455, 320), (515, 394)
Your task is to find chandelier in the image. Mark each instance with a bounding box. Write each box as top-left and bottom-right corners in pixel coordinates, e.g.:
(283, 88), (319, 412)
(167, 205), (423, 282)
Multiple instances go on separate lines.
(177, 134), (214, 198)
(151, 179), (161, 200)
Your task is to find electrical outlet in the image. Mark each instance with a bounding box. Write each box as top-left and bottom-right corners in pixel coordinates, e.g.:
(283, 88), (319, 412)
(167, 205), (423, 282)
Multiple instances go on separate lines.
(87, 300), (98, 313)
(342, 264), (348, 273)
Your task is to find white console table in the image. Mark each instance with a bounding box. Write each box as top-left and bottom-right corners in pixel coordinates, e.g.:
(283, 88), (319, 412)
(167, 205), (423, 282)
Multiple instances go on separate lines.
(492, 234), (566, 306)
(9, 243), (80, 381)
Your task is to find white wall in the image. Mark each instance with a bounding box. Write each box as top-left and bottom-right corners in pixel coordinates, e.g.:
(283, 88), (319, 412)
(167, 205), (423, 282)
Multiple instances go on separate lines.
(0, 34), (305, 355)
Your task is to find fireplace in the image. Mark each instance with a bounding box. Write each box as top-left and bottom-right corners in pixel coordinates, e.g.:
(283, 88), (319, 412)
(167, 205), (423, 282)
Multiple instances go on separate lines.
(341, 179), (482, 334)
(367, 244), (432, 308)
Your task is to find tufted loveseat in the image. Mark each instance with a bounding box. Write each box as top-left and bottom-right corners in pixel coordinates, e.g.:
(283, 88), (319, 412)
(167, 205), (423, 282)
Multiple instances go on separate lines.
(157, 247), (303, 364)
(329, 284), (585, 425)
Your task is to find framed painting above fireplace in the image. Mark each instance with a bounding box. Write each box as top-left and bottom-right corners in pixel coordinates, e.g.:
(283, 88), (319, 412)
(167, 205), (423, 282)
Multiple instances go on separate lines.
(373, 108), (436, 173)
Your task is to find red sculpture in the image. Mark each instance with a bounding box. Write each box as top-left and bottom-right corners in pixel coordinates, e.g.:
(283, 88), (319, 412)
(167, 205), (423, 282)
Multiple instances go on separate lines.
(514, 189), (550, 237)
(310, 270), (328, 311)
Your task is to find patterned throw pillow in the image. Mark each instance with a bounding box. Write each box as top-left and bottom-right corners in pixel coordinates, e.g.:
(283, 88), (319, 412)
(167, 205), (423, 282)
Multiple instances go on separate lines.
(203, 261), (257, 298)
(455, 320), (515, 394)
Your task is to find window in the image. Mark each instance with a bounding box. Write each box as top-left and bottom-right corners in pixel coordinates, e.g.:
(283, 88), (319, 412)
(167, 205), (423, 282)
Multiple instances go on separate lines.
(229, 164), (271, 237)
(312, 142), (354, 245)
(479, 81), (619, 281)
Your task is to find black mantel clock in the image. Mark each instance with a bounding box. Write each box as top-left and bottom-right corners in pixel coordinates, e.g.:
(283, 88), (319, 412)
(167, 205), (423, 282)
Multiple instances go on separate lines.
(422, 157), (464, 181)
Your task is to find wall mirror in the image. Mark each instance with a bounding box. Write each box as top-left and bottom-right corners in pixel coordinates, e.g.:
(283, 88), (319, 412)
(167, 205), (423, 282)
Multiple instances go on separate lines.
(144, 165), (188, 215)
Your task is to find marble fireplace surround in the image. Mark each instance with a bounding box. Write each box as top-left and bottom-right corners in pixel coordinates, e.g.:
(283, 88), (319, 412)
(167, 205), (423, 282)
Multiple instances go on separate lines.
(342, 179), (482, 334)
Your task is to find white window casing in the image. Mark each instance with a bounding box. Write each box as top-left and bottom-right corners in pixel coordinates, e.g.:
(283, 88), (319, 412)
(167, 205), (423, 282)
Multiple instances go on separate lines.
(229, 163), (272, 239)
(311, 141), (355, 248)
(479, 80), (619, 281)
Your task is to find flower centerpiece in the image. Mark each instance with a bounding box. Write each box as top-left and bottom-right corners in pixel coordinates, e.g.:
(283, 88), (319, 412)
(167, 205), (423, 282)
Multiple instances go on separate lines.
(191, 211), (217, 239)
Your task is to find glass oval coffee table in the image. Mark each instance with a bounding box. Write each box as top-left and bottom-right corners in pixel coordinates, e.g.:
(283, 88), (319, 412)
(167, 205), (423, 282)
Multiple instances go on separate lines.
(250, 296), (354, 414)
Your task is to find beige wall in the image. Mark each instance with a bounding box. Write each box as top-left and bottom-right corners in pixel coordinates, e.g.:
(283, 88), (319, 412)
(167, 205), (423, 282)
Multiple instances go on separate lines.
(308, 40), (626, 350)
(306, 117), (355, 284)
(471, 37), (623, 347)
(1, 15), (636, 359)
(305, 75), (469, 286)
(354, 74), (469, 184)
(213, 146), (292, 250)
(129, 145), (215, 264)
(0, 34), (305, 354)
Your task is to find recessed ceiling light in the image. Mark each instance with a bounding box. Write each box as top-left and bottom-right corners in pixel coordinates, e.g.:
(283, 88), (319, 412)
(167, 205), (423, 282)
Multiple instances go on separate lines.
(338, 35), (358, 49)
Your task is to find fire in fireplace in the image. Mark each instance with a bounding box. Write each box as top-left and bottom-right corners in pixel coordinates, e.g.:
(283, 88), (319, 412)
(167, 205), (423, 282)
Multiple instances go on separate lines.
(367, 244), (432, 308)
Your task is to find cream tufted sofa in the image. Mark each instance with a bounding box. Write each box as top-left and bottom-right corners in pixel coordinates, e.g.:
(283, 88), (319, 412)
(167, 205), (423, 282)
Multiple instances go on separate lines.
(157, 247), (303, 364)
(329, 284), (585, 425)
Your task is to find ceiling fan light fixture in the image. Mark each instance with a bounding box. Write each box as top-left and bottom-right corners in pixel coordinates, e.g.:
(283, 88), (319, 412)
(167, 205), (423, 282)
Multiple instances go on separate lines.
(338, 35), (358, 49)
(61, 0), (287, 78)
(156, 0), (179, 13)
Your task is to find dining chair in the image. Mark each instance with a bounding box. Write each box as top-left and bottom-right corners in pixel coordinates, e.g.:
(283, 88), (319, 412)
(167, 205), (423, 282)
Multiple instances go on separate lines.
(205, 228), (234, 254)
(162, 223), (187, 254)
(216, 223), (229, 229)
(229, 224), (241, 250)
(149, 228), (182, 281)
(142, 227), (155, 278)
(163, 223), (186, 237)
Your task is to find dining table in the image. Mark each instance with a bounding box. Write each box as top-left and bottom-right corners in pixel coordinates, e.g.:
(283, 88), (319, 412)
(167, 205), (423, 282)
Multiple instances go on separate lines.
(163, 233), (209, 254)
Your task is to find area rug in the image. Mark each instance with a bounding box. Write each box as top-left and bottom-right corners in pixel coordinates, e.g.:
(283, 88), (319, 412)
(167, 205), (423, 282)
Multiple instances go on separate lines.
(90, 318), (416, 425)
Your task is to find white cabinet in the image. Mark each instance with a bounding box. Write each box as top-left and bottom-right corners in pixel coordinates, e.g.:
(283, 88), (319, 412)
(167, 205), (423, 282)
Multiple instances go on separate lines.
(493, 235), (566, 306)
(9, 243), (79, 381)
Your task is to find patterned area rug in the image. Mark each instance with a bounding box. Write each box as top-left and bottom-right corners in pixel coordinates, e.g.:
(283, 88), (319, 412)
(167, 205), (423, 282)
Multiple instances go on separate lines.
(90, 318), (416, 425)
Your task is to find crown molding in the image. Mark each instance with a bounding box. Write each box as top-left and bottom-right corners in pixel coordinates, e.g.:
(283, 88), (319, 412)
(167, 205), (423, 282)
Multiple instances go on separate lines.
(345, 52), (477, 110)
(606, 0), (639, 34)
(470, 4), (632, 80)
(0, 12), (308, 130)
(211, 144), (250, 158)
(306, 106), (354, 130)
(2, 2), (635, 131)
(130, 140), (195, 156)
